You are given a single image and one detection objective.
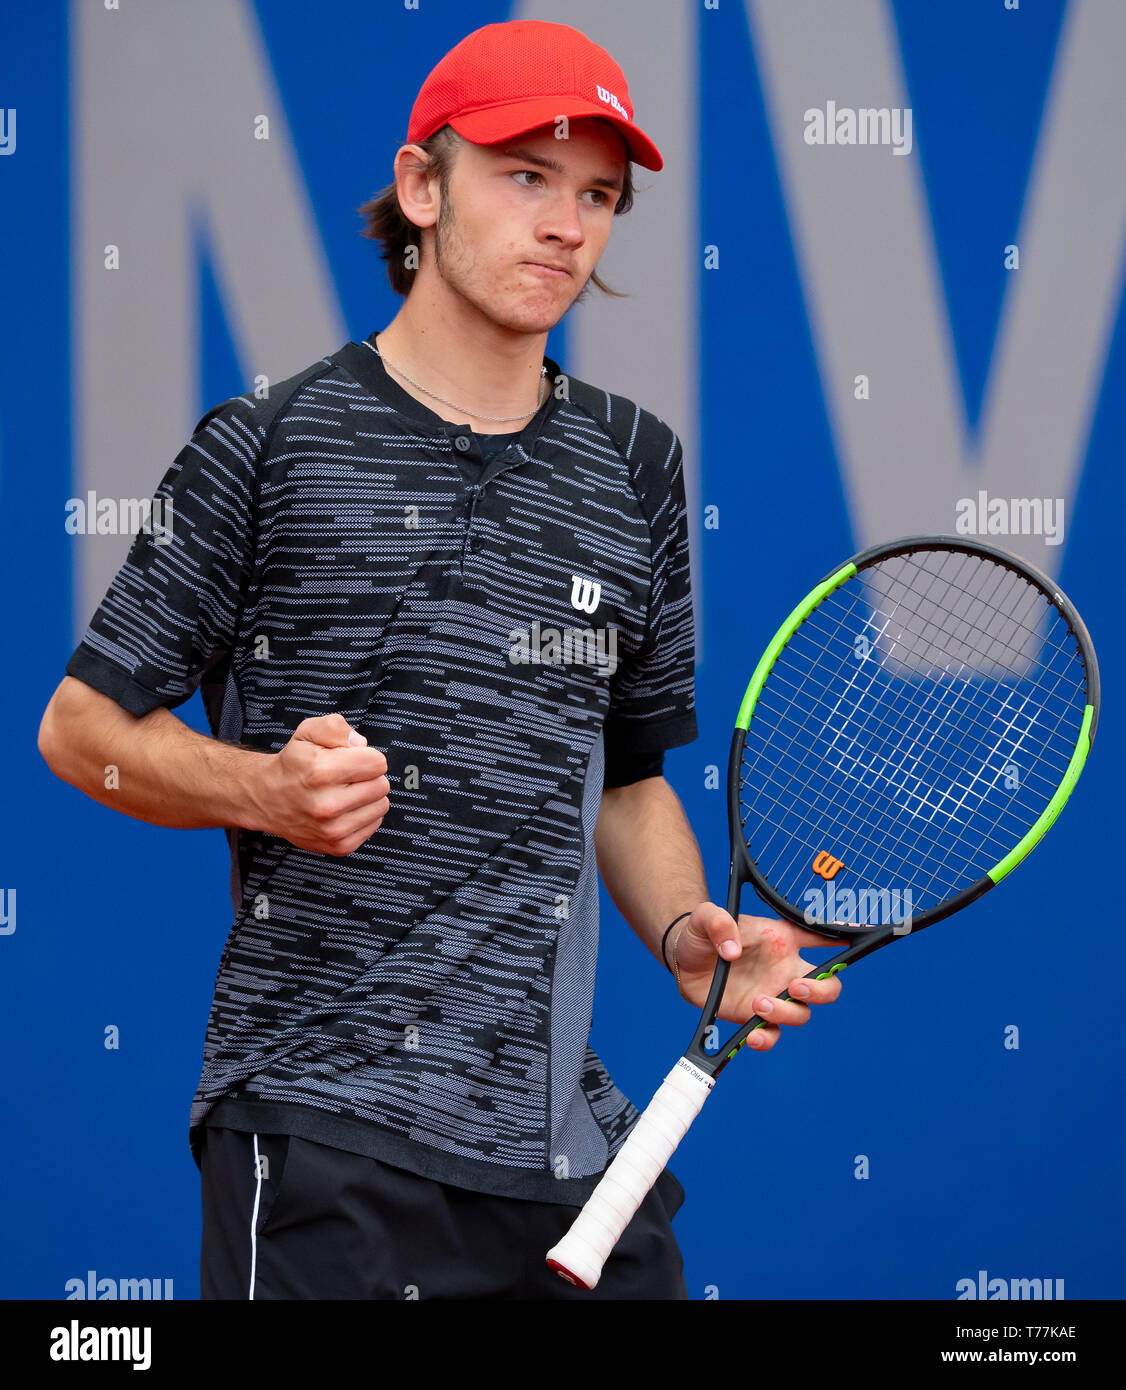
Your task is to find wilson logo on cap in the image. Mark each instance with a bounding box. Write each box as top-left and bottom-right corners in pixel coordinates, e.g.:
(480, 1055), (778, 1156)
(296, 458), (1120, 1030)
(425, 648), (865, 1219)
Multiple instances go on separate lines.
(595, 86), (631, 122)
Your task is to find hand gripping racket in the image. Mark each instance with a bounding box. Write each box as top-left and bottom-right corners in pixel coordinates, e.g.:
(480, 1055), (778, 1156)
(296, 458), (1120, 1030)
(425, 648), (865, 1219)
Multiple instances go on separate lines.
(546, 535), (1099, 1289)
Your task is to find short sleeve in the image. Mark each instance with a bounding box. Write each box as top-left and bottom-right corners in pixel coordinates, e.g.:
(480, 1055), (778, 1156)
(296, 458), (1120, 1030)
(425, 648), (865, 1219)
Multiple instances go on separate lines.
(603, 745), (665, 789)
(65, 397), (262, 716)
(603, 432), (698, 755)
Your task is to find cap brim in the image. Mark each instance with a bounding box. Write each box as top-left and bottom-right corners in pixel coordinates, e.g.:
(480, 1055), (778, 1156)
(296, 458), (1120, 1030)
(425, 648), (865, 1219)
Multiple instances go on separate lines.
(448, 97), (663, 171)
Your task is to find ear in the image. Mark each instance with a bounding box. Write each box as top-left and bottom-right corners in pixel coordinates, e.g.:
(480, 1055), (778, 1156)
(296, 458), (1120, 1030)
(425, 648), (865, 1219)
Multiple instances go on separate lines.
(394, 144), (441, 230)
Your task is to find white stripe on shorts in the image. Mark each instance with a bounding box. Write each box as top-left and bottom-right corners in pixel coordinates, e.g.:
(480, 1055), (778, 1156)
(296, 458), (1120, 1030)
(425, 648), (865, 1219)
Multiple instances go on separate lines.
(249, 1133), (263, 1300)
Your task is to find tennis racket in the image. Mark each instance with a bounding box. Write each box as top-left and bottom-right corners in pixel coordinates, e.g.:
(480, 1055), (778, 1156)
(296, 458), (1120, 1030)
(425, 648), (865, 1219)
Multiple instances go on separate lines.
(546, 535), (1099, 1289)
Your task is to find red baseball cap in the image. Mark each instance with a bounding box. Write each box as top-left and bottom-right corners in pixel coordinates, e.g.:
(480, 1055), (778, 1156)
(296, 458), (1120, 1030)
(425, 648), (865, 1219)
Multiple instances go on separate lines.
(406, 20), (664, 172)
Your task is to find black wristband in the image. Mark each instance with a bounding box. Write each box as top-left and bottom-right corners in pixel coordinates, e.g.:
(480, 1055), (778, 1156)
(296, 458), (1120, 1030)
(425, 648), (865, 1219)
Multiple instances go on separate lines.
(661, 912), (693, 971)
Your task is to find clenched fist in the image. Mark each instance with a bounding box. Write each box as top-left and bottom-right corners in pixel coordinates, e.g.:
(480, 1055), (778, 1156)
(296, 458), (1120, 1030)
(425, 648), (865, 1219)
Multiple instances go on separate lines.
(252, 713), (390, 856)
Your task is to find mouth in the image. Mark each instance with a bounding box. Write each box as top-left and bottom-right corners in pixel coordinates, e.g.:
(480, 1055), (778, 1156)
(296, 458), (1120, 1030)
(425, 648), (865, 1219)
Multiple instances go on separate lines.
(523, 262), (571, 279)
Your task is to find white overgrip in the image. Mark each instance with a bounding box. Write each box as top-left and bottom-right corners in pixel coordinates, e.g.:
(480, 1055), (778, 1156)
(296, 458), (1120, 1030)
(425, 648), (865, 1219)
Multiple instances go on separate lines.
(546, 1055), (715, 1290)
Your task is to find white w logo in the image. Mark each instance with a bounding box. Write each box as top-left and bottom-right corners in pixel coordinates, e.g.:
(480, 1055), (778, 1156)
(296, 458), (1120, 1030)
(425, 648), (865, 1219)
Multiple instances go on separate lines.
(570, 575), (601, 613)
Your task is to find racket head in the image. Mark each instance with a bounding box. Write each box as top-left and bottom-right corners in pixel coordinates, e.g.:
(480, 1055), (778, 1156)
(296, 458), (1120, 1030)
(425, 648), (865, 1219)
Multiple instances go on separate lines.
(729, 535), (1098, 941)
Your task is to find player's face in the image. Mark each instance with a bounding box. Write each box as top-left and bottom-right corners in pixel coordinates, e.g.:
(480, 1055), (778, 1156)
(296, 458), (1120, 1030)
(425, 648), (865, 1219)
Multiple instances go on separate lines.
(431, 119), (626, 334)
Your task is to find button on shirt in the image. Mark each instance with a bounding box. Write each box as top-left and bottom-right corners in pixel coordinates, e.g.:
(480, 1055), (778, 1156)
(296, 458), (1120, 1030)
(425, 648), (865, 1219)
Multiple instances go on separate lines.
(65, 335), (697, 1203)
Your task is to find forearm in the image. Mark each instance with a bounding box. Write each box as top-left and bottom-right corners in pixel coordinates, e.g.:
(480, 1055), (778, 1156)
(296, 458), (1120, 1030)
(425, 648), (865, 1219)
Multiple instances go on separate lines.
(38, 676), (271, 831)
(594, 775), (709, 965)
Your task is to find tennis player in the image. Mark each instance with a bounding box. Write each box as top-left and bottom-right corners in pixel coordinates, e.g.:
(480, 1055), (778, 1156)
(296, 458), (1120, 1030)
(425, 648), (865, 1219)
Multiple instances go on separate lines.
(38, 19), (842, 1300)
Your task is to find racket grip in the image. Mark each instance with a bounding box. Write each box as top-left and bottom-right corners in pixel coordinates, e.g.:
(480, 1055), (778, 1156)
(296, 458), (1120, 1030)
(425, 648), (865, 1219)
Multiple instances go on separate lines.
(546, 1056), (714, 1290)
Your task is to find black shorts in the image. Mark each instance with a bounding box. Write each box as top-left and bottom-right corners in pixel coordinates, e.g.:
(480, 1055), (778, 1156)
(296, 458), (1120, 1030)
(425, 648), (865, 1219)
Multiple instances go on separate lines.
(199, 1127), (689, 1300)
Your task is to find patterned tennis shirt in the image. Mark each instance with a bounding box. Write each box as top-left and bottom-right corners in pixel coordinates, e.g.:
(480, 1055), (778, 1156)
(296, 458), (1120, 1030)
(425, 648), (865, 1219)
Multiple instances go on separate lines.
(66, 334), (697, 1203)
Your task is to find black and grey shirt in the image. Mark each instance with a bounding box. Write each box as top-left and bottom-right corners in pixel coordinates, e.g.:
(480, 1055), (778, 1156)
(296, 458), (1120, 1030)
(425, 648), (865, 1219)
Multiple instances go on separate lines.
(66, 334), (697, 1204)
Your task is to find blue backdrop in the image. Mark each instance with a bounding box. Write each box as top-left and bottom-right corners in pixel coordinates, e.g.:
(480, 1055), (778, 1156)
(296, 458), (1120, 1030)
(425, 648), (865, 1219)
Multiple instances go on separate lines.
(2, 0), (1121, 1301)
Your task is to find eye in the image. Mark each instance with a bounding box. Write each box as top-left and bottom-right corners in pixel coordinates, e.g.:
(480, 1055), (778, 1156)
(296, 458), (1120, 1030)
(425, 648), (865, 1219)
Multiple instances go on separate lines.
(511, 170), (612, 206)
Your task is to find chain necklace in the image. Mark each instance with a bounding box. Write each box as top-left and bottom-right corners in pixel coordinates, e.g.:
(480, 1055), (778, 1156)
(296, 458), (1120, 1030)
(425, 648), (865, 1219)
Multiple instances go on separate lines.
(364, 336), (548, 423)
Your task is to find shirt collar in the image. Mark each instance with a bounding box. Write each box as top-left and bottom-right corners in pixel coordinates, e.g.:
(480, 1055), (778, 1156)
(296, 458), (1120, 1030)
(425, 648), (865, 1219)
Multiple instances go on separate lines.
(344, 333), (563, 454)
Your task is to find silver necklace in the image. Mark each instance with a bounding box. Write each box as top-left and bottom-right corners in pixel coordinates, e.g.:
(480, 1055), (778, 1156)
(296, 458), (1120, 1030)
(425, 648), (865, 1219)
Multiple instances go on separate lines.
(364, 336), (548, 422)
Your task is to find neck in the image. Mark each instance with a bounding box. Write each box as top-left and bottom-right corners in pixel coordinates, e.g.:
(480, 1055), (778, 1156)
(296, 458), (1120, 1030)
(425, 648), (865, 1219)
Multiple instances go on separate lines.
(375, 278), (550, 432)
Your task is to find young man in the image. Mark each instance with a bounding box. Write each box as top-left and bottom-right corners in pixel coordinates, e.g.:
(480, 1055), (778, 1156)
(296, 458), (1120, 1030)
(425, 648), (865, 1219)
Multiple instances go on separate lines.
(38, 20), (842, 1299)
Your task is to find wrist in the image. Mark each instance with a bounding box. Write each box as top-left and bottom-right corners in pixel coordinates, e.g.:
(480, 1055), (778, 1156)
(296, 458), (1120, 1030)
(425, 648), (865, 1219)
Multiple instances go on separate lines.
(660, 910), (694, 973)
(669, 915), (695, 1002)
(660, 911), (692, 970)
(233, 747), (278, 833)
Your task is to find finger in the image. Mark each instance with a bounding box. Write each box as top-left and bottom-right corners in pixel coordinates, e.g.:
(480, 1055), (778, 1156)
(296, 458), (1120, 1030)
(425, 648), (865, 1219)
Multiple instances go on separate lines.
(752, 994), (811, 1027)
(313, 775), (391, 820)
(745, 1021), (780, 1052)
(786, 924), (852, 951)
(694, 901), (742, 961)
(736, 913), (843, 959)
(787, 972), (844, 1006)
(321, 799), (391, 854)
(294, 712), (367, 749)
(302, 746), (388, 789)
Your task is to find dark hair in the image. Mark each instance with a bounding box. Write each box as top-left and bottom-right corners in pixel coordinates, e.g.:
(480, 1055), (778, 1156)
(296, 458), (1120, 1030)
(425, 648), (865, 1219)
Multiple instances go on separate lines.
(357, 124), (637, 299)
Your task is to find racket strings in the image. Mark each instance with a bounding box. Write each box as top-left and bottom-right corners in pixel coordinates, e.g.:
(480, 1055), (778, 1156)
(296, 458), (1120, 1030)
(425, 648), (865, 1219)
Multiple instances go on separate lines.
(740, 587), (983, 903)
(752, 557), (1083, 799)
(746, 615), (1079, 906)
(866, 553), (1083, 695)
(739, 550), (1090, 919)
(746, 595), (1072, 871)
(746, 555), (1084, 802)
(890, 585), (1088, 882)
(747, 624), (1081, 904)
(742, 769), (988, 908)
(757, 667), (1075, 793)
(761, 592), (1078, 839)
(868, 550), (1065, 674)
(742, 725), (1029, 915)
(755, 621), (1081, 786)
(741, 681), (1055, 900)
(823, 569), (1083, 845)
(741, 708), (1032, 908)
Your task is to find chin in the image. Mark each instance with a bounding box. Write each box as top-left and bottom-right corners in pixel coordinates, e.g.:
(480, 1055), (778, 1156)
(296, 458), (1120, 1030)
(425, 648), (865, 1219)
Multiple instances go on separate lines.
(493, 305), (566, 335)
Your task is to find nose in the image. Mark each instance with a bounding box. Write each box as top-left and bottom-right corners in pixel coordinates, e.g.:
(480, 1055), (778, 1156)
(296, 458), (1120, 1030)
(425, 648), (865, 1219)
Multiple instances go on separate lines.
(537, 193), (586, 249)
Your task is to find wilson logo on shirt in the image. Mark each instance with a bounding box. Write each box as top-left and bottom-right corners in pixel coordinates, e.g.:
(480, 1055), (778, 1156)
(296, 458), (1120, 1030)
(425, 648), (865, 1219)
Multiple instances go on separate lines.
(570, 575), (601, 614)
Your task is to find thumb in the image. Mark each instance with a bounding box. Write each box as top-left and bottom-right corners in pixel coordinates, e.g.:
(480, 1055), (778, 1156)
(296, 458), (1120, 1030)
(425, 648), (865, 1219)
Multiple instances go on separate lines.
(694, 902), (742, 961)
(293, 712), (367, 749)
